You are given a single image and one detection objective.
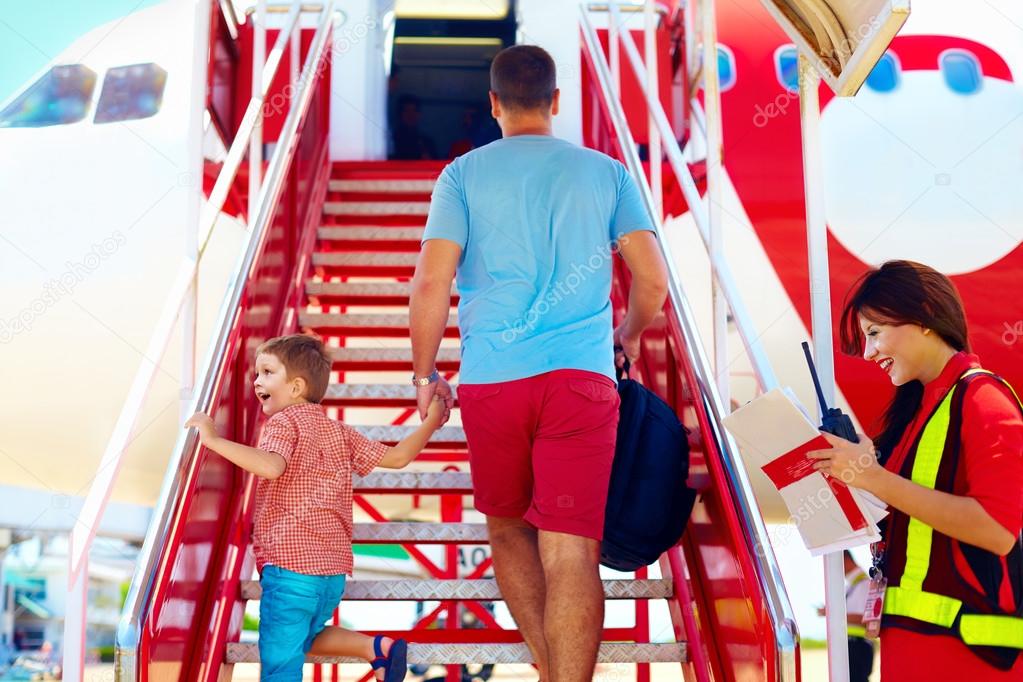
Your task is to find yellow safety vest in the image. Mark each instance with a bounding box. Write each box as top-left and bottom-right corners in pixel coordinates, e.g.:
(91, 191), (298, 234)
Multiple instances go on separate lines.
(882, 369), (1023, 649)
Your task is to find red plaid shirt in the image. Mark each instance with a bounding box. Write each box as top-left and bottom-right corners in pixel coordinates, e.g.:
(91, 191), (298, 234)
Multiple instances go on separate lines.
(253, 403), (388, 575)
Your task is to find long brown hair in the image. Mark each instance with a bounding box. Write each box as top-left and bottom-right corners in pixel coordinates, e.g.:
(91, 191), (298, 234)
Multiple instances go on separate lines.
(839, 260), (969, 459)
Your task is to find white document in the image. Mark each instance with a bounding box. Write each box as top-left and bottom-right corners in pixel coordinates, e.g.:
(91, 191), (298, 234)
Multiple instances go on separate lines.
(723, 388), (887, 555)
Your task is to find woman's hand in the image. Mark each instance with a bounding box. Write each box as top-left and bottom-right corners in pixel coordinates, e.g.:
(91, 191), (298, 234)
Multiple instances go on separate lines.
(806, 432), (885, 492)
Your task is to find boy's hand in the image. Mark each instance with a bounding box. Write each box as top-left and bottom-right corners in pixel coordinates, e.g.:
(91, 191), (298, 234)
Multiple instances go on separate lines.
(185, 412), (217, 445)
(424, 396), (445, 430)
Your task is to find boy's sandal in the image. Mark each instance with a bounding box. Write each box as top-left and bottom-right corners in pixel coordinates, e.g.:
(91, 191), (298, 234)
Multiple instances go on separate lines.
(370, 635), (407, 682)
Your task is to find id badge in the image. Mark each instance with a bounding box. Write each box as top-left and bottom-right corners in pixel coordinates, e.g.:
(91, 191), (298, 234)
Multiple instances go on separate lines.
(861, 575), (887, 640)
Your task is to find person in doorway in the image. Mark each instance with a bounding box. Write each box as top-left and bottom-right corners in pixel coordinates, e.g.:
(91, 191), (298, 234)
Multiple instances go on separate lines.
(187, 334), (446, 682)
(392, 95), (436, 160)
(807, 260), (1023, 680)
(408, 45), (669, 682)
(818, 551), (874, 681)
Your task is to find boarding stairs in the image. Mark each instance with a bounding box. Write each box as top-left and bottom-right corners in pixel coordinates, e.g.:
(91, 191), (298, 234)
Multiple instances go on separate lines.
(223, 161), (687, 675)
(113, 2), (797, 681)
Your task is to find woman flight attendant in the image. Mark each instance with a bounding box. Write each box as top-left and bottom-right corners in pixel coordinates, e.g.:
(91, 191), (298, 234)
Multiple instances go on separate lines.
(808, 260), (1023, 680)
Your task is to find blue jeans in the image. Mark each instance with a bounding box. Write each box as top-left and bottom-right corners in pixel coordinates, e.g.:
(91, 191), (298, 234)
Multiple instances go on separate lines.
(258, 565), (347, 682)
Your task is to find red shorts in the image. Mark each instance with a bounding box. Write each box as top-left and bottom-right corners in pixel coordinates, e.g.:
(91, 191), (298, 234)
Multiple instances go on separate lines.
(457, 369), (620, 540)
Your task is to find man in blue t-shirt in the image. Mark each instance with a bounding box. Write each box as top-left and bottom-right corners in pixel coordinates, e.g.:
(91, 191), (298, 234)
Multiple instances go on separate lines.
(409, 45), (668, 682)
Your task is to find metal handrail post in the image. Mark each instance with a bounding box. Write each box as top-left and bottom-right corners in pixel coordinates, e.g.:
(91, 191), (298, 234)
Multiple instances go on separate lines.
(609, 3), (621, 96)
(699, 0), (728, 405)
(250, 0), (267, 222)
(798, 53), (849, 682)
(645, 0), (662, 218)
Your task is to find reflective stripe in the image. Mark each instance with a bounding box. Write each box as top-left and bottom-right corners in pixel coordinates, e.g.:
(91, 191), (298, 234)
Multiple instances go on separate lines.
(883, 585), (962, 627)
(901, 383), (956, 591)
(961, 614), (1023, 648)
(847, 624), (868, 638)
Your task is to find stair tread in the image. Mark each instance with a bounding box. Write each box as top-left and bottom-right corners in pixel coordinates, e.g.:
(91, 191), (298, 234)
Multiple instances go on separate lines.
(352, 424), (466, 444)
(331, 348), (460, 363)
(353, 470), (473, 492)
(329, 179), (436, 193)
(326, 384), (436, 401)
(300, 312), (457, 329)
(324, 201), (429, 216)
(353, 522), (487, 543)
(239, 578), (674, 601)
(226, 641), (687, 664)
(312, 252), (419, 266)
(306, 281), (458, 298)
(318, 226), (425, 241)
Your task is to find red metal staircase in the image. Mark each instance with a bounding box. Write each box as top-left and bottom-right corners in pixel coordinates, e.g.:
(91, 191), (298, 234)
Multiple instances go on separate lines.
(223, 161), (688, 676)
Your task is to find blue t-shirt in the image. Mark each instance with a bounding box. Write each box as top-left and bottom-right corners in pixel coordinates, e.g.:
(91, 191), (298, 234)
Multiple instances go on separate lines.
(422, 134), (655, 384)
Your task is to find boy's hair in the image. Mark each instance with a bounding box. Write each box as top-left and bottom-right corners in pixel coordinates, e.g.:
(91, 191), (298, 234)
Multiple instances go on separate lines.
(256, 334), (332, 403)
(490, 45), (557, 112)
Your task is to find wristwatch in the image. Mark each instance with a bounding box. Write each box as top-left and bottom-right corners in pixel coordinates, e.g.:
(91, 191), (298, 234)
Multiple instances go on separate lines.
(412, 369), (440, 386)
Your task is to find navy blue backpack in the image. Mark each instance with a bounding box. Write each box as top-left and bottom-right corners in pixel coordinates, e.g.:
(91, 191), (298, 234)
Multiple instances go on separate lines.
(601, 358), (696, 571)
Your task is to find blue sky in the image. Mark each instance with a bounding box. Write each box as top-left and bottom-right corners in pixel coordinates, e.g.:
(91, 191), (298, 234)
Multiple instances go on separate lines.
(0, 0), (165, 104)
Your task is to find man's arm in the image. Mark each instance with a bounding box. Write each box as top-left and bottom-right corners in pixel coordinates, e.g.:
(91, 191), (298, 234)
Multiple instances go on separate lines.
(185, 413), (286, 479)
(409, 239), (460, 418)
(614, 231), (669, 362)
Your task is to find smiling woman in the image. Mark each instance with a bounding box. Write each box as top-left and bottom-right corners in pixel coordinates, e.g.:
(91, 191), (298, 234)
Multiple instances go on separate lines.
(814, 260), (1023, 679)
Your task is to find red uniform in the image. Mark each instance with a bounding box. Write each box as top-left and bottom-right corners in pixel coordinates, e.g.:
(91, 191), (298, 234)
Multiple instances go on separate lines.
(880, 352), (1023, 679)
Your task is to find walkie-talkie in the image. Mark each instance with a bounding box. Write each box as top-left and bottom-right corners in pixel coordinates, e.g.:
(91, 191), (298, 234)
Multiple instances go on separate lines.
(802, 341), (859, 443)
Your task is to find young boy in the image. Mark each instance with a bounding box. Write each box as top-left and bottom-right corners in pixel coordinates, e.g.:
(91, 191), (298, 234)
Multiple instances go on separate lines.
(186, 334), (445, 682)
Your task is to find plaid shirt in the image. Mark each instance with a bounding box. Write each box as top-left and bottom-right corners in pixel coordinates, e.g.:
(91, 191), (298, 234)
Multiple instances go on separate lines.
(253, 403), (387, 575)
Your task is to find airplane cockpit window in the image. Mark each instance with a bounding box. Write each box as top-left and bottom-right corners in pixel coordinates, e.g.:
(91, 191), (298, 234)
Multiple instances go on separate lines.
(94, 63), (168, 123)
(865, 52), (899, 93)
(0, 65), (97, 128)
(717, 45), (736, 91)
(775, 46), (799, 93)
(940, 51), (982, 95)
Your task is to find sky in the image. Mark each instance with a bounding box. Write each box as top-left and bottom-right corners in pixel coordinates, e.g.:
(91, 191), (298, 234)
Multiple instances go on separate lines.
(0, 0), (165, 105)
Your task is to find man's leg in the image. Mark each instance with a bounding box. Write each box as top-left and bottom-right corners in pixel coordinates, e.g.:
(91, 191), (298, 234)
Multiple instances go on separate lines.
(538, 530), (603, 682)
(486, 515), (549, 679)
(528, 370), (620, 682)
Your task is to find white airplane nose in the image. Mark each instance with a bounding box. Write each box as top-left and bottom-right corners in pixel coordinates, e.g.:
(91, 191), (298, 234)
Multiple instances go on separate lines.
(820, 70), (1023, 274)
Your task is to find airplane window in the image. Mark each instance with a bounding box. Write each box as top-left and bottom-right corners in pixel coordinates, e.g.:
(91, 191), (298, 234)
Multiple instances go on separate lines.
(94, 63), (168, 123)
(865, 52), (898, 93)
(775, 46), (799, 93)
(940, 51), (982, 95)
(717, 45), (736, 91)
(0, 65), (97, 128)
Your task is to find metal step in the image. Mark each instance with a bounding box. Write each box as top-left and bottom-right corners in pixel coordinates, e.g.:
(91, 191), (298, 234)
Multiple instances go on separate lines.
(353, 522), (487, 544)
(226, 642), (687, 665)
(312, 252), (419, 276)
(329, 348), (460, 371)
(240, 578), (673, 601)
(306, 280), (458, 305)
(318, 226), (425, 242)
(323, 201), (430, 216)
(324, 383), (445, 407)
(299, 312), (458, 337)
(329, 179), (435, 193)
(354, 471), (473, 493)
(352, 425), (466, 446)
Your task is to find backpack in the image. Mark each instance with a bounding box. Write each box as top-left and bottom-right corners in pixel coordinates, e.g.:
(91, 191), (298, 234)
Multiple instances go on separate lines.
(601, 359), (697, 571)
